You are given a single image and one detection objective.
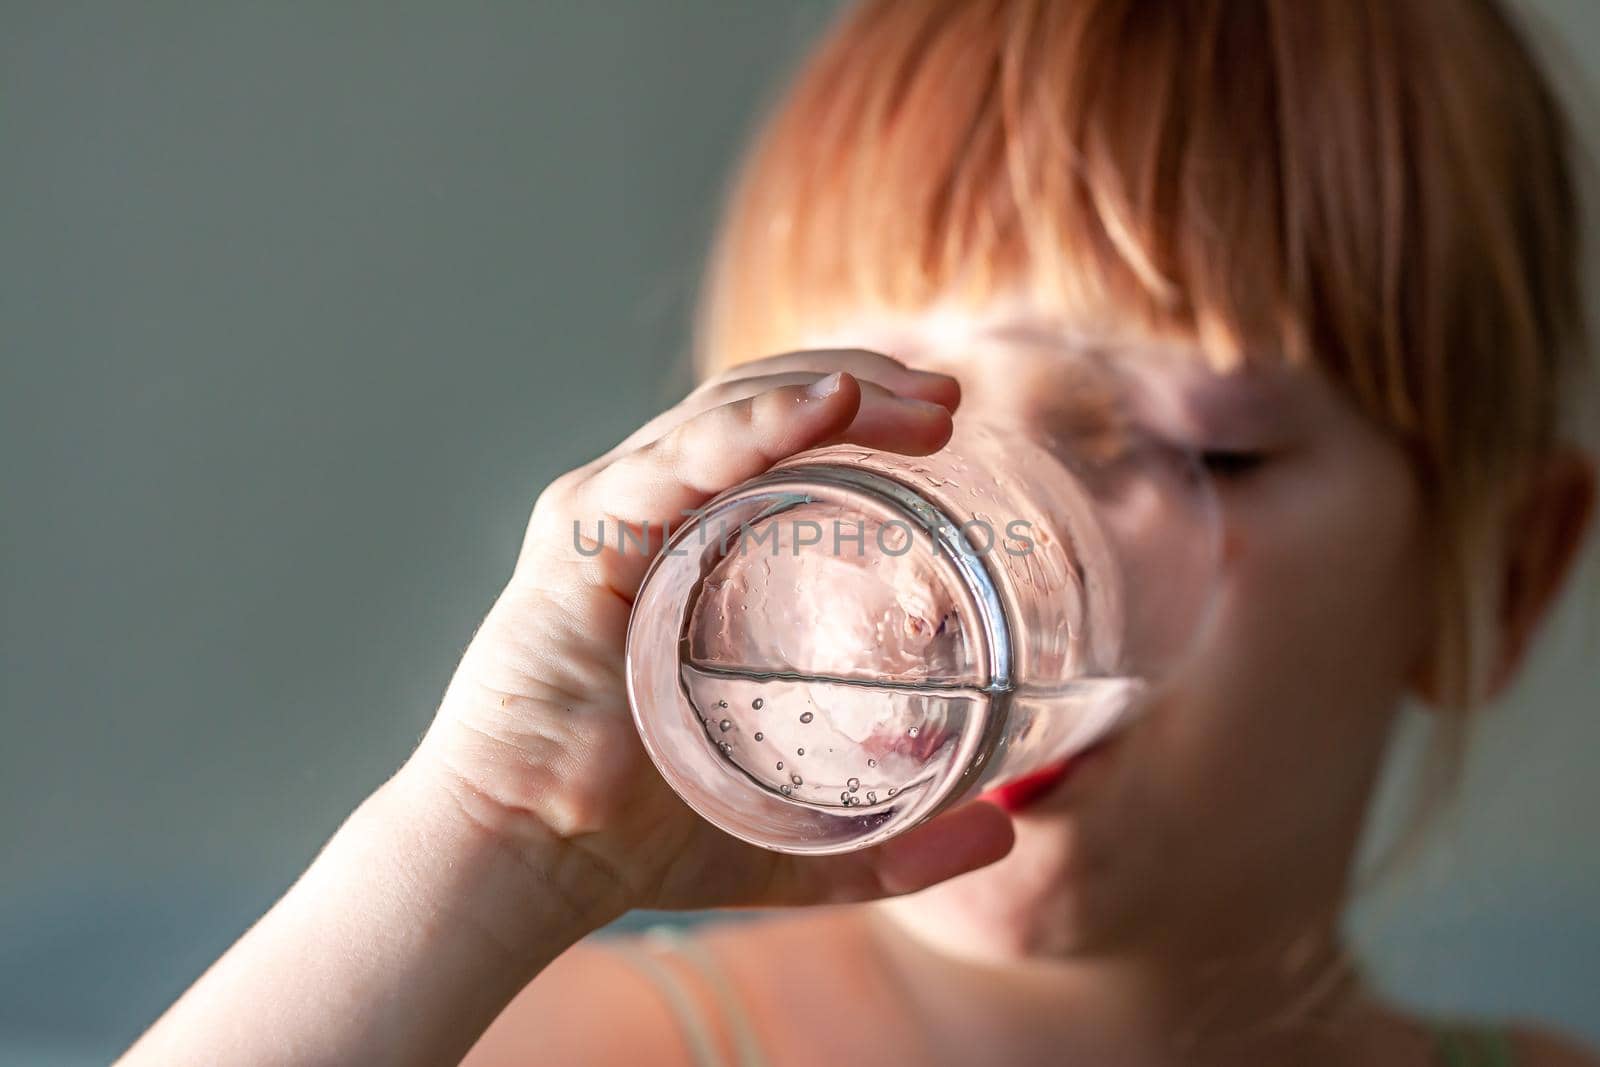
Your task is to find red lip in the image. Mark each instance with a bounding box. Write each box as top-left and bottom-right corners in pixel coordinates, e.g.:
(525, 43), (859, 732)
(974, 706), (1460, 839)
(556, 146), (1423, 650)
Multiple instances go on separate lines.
(977, 743), (1111, 813)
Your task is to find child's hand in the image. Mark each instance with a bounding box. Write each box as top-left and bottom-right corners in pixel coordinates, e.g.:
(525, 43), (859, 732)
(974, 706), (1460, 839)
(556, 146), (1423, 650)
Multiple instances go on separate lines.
(411, 350), (1014, 923)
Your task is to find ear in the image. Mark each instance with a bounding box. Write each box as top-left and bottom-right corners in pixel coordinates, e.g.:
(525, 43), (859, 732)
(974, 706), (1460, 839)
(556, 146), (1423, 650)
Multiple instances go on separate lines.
(1482, 446), (1597, 699)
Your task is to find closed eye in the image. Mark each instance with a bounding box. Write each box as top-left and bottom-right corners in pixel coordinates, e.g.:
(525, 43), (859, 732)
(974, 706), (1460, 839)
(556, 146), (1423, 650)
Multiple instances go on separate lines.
(1199, 449), (1269, 479)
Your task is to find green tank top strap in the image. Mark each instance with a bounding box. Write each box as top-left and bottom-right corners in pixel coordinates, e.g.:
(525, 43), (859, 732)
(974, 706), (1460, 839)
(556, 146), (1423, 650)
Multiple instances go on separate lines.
(1434, 1022), (1514, 1067)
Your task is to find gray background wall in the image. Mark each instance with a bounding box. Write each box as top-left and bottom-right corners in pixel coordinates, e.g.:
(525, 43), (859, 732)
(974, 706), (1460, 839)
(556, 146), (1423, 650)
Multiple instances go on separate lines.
(1, 2), (1595, 1062)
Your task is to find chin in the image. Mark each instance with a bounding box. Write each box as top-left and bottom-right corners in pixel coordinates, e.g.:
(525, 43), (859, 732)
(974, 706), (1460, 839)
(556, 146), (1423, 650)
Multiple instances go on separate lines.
(882, 815), (1139, 963)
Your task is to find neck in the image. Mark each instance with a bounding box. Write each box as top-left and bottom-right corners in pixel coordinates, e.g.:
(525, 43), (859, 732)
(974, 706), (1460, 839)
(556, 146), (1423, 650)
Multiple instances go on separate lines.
(860, 902), (1372, 1067)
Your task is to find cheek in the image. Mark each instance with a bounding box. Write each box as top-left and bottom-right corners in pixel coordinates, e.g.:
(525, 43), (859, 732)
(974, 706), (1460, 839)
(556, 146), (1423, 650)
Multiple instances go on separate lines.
(1123, 451), (1433, 878)
(1226, 452), (1431, 697)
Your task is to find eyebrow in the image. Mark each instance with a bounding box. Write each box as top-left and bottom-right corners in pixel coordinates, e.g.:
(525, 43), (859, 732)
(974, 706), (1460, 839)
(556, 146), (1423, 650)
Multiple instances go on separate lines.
(980, 325), (1300, 433)
(973, 317), (1228, 373)
(1131, 366), (1305, 446)
(974, 319), (1135, 360)
(927, 314), (1309, 440)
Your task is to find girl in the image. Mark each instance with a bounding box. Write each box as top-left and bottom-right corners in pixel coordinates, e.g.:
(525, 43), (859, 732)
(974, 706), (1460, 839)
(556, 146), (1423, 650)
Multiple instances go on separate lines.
(125, 1), (1598, 1064)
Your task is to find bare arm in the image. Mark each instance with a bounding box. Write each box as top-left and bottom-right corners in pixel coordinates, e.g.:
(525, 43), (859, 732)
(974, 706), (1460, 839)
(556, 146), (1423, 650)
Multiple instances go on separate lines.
(118, 355), (1013, 1065)
(119, 763), (609, 1066)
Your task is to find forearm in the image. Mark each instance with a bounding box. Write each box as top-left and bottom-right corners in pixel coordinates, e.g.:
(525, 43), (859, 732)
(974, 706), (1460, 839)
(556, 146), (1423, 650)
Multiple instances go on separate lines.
(119, 761), (615, 1067)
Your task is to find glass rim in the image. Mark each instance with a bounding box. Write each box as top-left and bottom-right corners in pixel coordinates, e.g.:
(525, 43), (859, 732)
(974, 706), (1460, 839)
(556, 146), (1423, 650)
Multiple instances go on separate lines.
(625, 464), (1013, 854)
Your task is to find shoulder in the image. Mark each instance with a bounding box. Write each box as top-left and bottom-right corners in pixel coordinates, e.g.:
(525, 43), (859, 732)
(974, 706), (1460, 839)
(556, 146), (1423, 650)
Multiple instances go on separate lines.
(462, 934), (699, 1067)
(462, 910), (889, 1067)
(1508, 1024), (1600, 1067)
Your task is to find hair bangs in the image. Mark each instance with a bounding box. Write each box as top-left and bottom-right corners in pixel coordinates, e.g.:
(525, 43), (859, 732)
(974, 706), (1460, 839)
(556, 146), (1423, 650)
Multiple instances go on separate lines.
(698, 1), (1580, 482)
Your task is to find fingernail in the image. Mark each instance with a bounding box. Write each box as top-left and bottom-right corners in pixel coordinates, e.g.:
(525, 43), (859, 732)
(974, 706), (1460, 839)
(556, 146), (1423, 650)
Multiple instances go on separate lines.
(804, 371), (844, 400)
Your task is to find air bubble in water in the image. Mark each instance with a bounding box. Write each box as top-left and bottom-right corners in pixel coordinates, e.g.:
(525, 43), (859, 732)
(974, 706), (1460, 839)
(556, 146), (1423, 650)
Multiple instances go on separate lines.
(780, 785), (792, 796)
(866, 791), (878, 804)
(887, 787), (899, 797)
(867, 759), (877, 768)
(718, 741), (732, 755)
(799, 711), (814, 724)
(717, 700), (729, 709)
(752, 697), (764, 710)
(908, 726), (920, 738)
(718, 719), (732, 732)
(796, 747), (805, 756)
(776, 761), (784, 770)
(847, 777), (860, 792)
(790, 773), (803, 786)
(753, 731), (764, 742)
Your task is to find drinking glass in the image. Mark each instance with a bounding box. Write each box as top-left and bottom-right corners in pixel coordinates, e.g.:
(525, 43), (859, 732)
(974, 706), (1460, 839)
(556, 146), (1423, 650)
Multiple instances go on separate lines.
(626, 387), (1220, 854)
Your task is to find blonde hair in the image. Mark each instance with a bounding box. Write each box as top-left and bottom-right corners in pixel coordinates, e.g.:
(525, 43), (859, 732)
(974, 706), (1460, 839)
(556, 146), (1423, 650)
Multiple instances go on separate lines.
(695, 0), (1589, 717)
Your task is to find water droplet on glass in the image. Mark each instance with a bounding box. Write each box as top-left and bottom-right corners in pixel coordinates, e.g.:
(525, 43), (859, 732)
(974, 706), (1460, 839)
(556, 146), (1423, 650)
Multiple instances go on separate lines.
(847, 777), (860, 792)
(752, 698), (764, 710)
(718, 719), (732, 732)
(753, 732), (764, 742)
(799, 711), (814, 724)
(790, 774), (803, 786)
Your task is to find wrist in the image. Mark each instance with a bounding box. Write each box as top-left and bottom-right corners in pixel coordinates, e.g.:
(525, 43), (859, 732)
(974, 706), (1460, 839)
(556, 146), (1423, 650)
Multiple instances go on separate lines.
(387, 752), (633, 944)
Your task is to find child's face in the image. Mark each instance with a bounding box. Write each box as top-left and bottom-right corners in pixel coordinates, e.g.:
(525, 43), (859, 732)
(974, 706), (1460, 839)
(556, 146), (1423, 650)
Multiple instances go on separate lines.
(819, 306), (1436, 960)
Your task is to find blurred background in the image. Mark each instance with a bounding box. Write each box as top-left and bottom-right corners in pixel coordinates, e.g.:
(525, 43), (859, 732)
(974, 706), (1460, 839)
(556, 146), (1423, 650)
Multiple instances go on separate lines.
(1, 2), (1597, 1062)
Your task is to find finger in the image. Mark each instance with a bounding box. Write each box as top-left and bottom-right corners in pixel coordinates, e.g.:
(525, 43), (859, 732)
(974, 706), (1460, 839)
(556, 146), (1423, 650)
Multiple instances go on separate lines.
(607, 370), (958, 460)
(573, 366), (951, 531)
(757, 800), (1016, 906)
(825, 378), (959, 452)
(697, 368), (959, 416)
(710, 348), (961, 412)
(527, 372), (954, 597)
